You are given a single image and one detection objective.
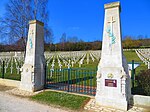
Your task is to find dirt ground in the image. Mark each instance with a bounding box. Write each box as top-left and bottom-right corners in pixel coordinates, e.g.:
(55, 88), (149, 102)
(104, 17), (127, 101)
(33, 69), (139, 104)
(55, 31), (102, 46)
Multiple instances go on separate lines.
(0, 84), (149, 112)
(0, 85), (68, 112)
(0, 84), (15, 91)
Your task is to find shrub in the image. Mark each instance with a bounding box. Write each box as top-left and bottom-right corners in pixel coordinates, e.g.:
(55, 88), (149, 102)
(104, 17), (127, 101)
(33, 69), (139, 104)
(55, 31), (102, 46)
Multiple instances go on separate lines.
(137, 69), (150, 96)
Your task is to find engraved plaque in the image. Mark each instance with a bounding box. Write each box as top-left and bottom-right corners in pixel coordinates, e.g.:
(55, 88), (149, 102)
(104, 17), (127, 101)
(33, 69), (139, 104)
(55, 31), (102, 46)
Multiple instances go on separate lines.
(105, 79), (117, 87)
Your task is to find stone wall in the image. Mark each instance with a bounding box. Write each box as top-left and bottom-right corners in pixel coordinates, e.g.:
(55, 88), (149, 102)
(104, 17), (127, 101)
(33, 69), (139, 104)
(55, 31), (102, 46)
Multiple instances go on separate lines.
(132, 95), (150, 107)
(0, 78), (20, 87)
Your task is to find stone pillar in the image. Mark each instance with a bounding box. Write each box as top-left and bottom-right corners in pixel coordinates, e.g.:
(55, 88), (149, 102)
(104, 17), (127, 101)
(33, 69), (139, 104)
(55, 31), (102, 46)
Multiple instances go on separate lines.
(20, 20), (45, 92)
(95, 2), (131, 111)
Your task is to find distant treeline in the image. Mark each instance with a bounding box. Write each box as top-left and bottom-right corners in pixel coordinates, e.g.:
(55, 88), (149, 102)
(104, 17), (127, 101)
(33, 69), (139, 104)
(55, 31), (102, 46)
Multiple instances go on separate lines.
(0, 37), (150, 52)
(45, 41), (102, 51)
(0, 41), (102, 52)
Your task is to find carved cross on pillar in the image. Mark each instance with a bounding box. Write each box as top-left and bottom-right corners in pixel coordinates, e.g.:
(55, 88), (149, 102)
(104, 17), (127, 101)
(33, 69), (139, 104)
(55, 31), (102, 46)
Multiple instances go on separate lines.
(108, 16), (116, 35)
(29, 30), (34, 49)
(106, 16), (116, 53)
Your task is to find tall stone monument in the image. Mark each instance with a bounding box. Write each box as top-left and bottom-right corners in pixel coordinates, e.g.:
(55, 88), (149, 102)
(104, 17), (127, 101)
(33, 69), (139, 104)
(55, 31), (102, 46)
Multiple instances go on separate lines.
(20, 20), (45, 92)
(96, 2), (131, 110)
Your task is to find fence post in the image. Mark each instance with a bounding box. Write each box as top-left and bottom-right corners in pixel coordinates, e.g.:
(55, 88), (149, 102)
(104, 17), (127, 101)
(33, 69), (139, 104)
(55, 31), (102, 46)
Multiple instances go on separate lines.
(67, 68), (71, 92)
(44, 62), (47, 88)
(148, 61), (150, 69)
(2, 61), (4, 79)
(131, 60), (135, 88)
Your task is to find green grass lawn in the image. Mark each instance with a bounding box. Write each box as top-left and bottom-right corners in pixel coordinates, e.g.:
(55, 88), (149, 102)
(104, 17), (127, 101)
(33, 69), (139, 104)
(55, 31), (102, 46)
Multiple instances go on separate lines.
(31, 91), (90, 110)
(123, 51), (147, 75)
(49, 51), (147, 71)
(123, 51), (141, 62)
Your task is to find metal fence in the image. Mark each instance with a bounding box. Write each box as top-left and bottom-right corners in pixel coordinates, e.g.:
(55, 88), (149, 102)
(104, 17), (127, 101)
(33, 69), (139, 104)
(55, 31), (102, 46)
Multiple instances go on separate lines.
(0, 60), (21, 80)
(45, 68), (97, 96)
(0, 61), (5, 78)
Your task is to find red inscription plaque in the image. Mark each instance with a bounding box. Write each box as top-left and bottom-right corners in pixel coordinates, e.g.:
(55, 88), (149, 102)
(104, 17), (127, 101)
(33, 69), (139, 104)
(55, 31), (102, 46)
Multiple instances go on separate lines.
(105, 79), (117, 87)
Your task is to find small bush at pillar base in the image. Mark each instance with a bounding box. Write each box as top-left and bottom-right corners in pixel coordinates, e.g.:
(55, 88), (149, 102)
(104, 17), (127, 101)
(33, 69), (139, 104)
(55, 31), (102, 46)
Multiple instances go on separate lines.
(137, 69), (150, 96)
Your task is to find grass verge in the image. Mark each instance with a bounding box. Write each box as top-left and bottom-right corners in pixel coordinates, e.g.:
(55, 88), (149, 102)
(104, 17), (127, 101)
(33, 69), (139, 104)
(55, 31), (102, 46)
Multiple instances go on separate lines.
(30, 91), (90, 110)
(123, 51), (141, 62)
(124, 51), (147, 75)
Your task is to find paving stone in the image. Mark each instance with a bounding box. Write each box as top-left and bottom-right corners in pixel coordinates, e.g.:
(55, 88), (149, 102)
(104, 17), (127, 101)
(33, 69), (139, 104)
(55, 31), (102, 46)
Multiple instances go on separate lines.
(137, 107), (143, 111)
(91, 106), (97, 109)
(98, 108), (103, 111)
(84, 107), (88, 110)
(84, 99), (147, 112)
(116, 110), (125, 112)
(94, 110), (100, 112)
(103, 109), (113, 112)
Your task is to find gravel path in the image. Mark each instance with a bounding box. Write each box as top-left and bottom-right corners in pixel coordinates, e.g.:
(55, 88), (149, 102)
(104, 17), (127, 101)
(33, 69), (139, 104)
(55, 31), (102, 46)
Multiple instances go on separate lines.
(0, 91), (68, 112)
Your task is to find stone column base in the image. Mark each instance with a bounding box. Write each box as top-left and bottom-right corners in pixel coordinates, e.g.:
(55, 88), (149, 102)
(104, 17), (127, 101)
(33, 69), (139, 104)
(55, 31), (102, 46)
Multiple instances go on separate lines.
(20, 83), (44, 92)
(96, 96), (128, 111)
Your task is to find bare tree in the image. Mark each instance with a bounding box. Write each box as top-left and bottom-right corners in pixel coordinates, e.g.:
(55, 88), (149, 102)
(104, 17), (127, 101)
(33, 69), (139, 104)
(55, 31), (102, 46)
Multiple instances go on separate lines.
(67, 36), (78, 43)
(60, 33), (67, 51)
(32, 0), (53, 44)
(0, 0), (31, 44)
(0, 0), (53, 49)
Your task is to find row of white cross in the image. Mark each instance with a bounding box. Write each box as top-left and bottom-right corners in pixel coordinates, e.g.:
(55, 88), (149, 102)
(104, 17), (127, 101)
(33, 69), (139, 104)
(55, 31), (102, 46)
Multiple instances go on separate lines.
(0, 49), (149, 76)
(0, 56), (24, 74)
(135, 49), (150, 69)
(45, 51), (101, 70)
